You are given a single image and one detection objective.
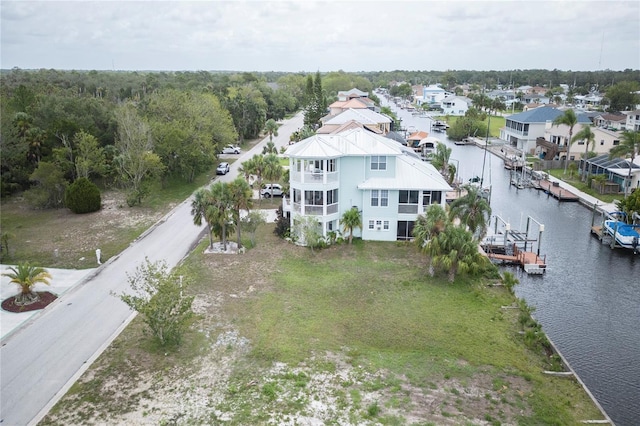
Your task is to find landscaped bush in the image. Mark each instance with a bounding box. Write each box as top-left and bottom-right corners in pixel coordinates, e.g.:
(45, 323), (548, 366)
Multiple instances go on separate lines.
(65, 177), (101, 214)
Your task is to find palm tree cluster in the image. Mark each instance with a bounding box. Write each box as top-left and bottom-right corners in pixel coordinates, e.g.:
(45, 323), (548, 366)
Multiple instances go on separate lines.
(413, 186), (492, 282)
(191, 178), (253, 251)
(238, 153), (283, 199)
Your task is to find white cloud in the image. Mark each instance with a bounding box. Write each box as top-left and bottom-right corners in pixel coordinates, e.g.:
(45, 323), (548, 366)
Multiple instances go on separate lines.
(1, 0), (638, 71)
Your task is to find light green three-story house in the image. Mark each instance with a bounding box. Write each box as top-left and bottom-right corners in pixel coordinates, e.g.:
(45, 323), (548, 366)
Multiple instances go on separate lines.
(283, 128), (452, 243)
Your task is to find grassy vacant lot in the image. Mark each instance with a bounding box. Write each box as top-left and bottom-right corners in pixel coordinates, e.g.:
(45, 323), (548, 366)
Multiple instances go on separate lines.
(0, 160), (242, 269)
(41, 226), (602, 425)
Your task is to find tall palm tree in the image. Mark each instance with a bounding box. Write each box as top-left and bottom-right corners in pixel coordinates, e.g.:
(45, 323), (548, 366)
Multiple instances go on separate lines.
(609, 130), (640, 197)
(228, 177), (253, 248)
(2, 262), (52, 305)
(571, 125), (596, 181)
(191, 188), (215, 249)
(209, 181), (233, 251)
(264, 118), (278, 142)
(449, 185), (492, 239)
(340, 207), (362, 244)
(552, 109), (578, 175)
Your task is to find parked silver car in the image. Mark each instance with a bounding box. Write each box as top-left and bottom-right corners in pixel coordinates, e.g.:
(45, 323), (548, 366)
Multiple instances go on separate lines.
(216, 162), (230, 175)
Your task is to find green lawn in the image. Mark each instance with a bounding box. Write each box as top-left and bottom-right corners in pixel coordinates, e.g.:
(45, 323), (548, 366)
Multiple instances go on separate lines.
(439, 114), (505, 138)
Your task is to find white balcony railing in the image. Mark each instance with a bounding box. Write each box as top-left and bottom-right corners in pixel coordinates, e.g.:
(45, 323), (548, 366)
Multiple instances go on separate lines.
(398, 204), (418, 214)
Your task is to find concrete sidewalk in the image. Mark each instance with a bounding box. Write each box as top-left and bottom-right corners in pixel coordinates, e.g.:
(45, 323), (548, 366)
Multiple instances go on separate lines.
(1, 265), (96, 341)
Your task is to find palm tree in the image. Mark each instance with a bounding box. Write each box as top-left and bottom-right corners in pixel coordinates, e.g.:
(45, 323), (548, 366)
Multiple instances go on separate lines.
(552, 109), (578, 175)
(262, 141), (277, 155)
(209, 181), (233, 251)
(340, 207), (362, 244)
(264, 118), (278, 142)
(2, 262), (52, 305)
(228, 177), (253, 248)
(430, 143), (452, 178)
(571, 125), (596, 181)
(449, 185), (492, 239)
(609, 130), (640, 197)
(191, 188), (215, 249)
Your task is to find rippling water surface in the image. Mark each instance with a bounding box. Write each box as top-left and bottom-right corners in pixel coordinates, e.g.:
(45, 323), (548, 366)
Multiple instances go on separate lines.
(388, 102), (640, 425)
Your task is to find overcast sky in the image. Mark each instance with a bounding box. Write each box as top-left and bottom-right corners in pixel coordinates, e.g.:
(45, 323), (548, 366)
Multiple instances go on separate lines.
(1, 1), (639, 72)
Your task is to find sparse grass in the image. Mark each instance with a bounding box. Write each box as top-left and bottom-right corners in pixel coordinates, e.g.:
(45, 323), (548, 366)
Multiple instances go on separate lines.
(0, 167), (218, 268)
(40, 225), (603, 424)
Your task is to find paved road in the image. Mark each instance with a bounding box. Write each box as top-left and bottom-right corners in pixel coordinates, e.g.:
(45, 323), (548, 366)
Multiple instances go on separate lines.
(0, 112), (304, 426)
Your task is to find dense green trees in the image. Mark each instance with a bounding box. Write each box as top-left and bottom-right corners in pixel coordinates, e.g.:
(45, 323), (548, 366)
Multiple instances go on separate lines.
(605, 81), (640, 112)
(145, 89), (237, 182)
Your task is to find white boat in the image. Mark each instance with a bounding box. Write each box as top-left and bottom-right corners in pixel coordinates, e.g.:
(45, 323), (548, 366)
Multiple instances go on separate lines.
(603, 212), (640, 253)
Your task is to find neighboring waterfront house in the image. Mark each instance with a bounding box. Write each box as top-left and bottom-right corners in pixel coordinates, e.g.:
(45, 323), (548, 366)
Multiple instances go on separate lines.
(573, 92), (603, 109)
(406, 131), (429, 151)
(414, 84), (450, 106)
(500, 106), (591, 153)
(318, 108), (392, 135)
(283, 128), (452, 243)
(623, 109), (640, 132)
(522, 93), (550, 105)
(337, 88), (369, 101)
(328, 97), (375, 116)
(581, 154), (640, 194)
(537, 123), (620, 161)
(486, 89), (515, 102)
(441, 95), (472, 116)
(593, 113), (627, 131)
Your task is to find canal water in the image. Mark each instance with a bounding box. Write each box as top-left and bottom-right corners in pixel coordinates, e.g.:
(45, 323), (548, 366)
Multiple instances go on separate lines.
(385, 100), (640, 425)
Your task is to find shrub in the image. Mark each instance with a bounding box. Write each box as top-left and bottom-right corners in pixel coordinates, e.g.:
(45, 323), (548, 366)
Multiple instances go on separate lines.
(65, 177), (101, 214)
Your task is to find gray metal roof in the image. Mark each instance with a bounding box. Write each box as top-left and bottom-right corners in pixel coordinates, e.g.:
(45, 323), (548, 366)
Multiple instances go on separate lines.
(506, 106), (591, 124)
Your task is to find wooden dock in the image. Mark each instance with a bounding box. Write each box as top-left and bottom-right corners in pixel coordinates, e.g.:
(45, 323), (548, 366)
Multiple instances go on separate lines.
(484, 244), (547, 274)
(538, 180), (580, 202)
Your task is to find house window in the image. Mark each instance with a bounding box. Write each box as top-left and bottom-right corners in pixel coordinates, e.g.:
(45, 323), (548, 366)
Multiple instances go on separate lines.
(327, 159), (336, 172)
(383, 220), (389, 230)
(422, 191), (442, 206)
(305, 190), (323, 205)
(613, 140), (620, 146)
(396, 220), (415, 241)
(399, 190), (419, 204)
(326, 189), (338, 204)
(368, 220), (375, 230)
(293, 189), (301, 203)
(371, 190), (388, 207)
(295, 159), (301, 172)
(371, 156), (387, 170)
(600, 140), (605, 145)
